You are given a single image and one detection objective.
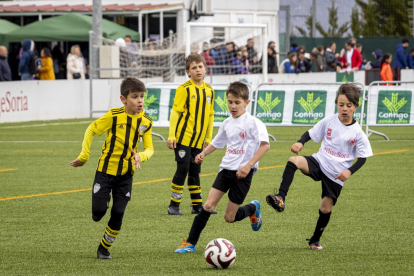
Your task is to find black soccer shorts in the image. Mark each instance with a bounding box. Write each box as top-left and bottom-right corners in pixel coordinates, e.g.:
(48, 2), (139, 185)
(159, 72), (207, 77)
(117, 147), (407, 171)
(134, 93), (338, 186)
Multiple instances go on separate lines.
(92, 171), (133, 201)
(303, 156), (343, 205)
(212, 169), (255, 205)
(174, 143), (202, 163)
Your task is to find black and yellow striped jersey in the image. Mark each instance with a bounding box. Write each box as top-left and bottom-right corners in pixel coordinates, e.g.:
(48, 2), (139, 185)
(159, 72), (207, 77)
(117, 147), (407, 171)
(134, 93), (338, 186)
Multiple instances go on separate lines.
(172, 80), (215, 149)
(89, 107), (153, 176)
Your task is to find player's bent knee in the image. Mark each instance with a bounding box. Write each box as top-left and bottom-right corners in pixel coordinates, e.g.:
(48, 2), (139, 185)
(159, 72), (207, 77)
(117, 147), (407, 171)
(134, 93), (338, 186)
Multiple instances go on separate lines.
(203, 202), (215, 213)
(92, 211), (106, 222)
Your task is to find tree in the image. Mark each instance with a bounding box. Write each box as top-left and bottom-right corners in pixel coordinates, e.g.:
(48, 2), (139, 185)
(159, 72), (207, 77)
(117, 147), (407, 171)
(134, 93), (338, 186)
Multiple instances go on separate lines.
(350, 5), (362, 37)
(354, 0), (411, 37)
(295, 10), (317, 38)
(316, 0), (349, 37)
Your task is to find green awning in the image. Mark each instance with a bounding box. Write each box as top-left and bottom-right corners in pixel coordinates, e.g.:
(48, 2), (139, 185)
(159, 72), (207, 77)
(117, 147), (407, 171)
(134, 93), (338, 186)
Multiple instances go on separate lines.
(0, 19), (19, 43)
(3, 13), (140, 44)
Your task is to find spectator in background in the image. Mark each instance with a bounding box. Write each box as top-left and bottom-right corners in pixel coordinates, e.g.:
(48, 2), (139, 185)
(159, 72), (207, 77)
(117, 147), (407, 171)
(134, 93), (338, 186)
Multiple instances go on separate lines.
(371, 49), (383, 69)
(201, 42), (215, 75)
(229, 50), (246, 74)
(246, 38), (257, 64)
(278, 51), (298, 74)
(39, 47), (55, 80)
(350, 37), (357, 48)
(380, 53), (393, 85)
(406, 48), (414, 69)
(52, 44), (66, 79)
(268, 41), (276, 51)
(393, 38), (409, 80)
(18, 39), (34, 81)
(250, 55), (262, 74)
(325, 42), (338, 72)
(0, 45), (12, 82)
(315, 45), (326, 72)
(266, 46), (278, 73)
(341, 40), (362, 71)
(356, 44), (367, 70)
(67, 45), (85, 80)
(297, 50), (312, 73)
(240, 46), (250, 73)
(289, 43), (298, 54)
(214, 42), (228, 74)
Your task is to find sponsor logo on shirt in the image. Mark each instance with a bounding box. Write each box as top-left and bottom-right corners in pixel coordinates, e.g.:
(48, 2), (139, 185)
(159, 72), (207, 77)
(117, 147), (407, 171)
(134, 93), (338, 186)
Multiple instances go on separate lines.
(349, 137), (356, 147)
(323, 147), (350, 158)
(139, 124), (148, 134)
(239, 130), (246, 140)
(327, 128), (332, 140)
(206, 96), (211, 104)
(226, 148), (245, 155)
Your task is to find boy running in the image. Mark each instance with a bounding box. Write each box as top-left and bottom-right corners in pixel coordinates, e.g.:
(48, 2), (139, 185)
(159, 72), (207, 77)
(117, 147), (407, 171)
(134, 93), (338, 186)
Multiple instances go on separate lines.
(70, 77), (154, 259)
(266, 83), (373, 250)
(175, 81), (270, 253)
(167, 53), (216, 215)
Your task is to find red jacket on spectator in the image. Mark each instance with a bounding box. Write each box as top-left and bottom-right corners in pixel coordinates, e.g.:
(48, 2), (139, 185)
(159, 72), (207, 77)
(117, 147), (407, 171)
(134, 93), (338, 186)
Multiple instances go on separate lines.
(341, 49), (362, 70)
(201, 51), (215, 75)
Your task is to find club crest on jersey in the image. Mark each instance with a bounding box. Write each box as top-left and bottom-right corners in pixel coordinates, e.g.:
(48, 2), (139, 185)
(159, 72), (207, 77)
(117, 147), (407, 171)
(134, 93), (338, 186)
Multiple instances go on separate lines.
(327, 128), (332, 140)
(139, 125), (148, 134)
(239, 130), (246, 140)
(207, 96), (211, 103)
(349, 137), (356, 147)
(93, 183), (101, 194)
(178, 150), (186, 158)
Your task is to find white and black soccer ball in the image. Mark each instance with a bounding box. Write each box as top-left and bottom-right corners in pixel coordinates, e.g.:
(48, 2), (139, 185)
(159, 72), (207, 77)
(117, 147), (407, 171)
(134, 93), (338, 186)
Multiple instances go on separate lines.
(204, 238), (236, 269)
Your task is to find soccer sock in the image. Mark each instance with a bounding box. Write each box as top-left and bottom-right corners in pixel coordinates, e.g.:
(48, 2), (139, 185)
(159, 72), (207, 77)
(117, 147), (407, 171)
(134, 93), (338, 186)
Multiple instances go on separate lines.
(100, 224), (120, 250)
(170, 177), (185, 207)
(187, 208), (212, 246)
(278, 161), (298, 200)
(310, 210), (332, 242)
(233, 203), (256, 222)
(188, 175), (202, 209)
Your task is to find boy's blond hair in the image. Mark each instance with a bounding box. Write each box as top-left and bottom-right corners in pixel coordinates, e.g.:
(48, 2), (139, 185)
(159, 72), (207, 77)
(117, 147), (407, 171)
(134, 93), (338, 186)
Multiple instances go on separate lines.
(226, 81), (249, 100)
(120, 77), (147, 98)
(185, 53), (207, 71)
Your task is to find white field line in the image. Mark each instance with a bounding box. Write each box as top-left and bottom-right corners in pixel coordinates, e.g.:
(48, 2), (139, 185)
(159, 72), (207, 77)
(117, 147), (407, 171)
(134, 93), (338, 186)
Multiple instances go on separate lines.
(0, 120), (93, 129)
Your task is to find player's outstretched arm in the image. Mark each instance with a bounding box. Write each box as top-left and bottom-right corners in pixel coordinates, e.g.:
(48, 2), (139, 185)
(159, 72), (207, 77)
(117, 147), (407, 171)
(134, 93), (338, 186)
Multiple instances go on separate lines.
(167, 110), (181, 149)
(70, 125), (96, 168)
(70, 158), (85, 167)
(195, 144), (217, 164)
(236, 141), (270, 179)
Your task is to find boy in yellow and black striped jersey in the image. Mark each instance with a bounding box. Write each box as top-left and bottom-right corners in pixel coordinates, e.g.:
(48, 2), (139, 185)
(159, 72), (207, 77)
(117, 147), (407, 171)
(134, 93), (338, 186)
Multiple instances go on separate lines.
(70, 77), (154, 259)
(167, 53), (217, 215)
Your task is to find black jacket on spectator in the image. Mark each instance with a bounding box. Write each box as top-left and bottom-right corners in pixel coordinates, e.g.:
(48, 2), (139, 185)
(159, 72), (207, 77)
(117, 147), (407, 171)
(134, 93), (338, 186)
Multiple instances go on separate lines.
(371, 49), (383, 69)
(325, 50), (337, 72)
(0, 55), (12, 81)
(298, 58), (312, 73)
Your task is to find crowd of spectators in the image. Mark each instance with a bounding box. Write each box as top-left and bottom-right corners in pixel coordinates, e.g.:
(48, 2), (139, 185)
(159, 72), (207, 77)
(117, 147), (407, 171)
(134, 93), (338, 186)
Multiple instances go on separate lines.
(0, 39), (87, 81)
(1, 36), (414, 82)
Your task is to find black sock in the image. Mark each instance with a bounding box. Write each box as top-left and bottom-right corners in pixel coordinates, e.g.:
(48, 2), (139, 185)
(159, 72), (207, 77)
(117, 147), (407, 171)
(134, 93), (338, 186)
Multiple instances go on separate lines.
(187, 208), (212, 246)
(233, 204), (256, 222)
(278, 161), (298, 200)
(311, 210), (331, 242)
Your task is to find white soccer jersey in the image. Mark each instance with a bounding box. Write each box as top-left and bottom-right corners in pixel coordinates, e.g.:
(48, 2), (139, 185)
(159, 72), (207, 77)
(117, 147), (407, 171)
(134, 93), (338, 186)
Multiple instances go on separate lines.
(210, 112), (269, 171)
(309, 114), (373, 186)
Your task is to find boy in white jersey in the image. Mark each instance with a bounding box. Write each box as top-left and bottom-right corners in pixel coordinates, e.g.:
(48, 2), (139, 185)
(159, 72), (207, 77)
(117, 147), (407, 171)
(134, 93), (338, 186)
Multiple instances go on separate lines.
(267, 83), (373, 250)
(174, 81), (270, 253)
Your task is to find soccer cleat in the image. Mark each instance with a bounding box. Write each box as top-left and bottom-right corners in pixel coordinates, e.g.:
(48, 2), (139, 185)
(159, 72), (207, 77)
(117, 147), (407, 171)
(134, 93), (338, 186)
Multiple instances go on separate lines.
(97, 244), (112, 259)
(174, 238), (196, 253)
(307, 239), (324, 250)
(266, 194), (285, 212)
(168, 205), (183, 215)
(191, 205), (218, 215)
(249, 200), (262, 231)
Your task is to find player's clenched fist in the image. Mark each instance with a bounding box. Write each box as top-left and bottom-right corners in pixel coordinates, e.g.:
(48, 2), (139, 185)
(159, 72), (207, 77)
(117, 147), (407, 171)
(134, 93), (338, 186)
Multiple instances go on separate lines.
(195, 153), (204, 164)
(291, 142), (303, 155)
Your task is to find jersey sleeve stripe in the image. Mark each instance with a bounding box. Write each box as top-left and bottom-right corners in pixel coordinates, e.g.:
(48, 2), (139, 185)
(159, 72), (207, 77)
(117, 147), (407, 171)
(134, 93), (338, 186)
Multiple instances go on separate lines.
(178, 87), (191, 144)
(102, 116), (118, 174)
(116, 116), (132, 176)
(128, 118), (142, 172)
(194, 88), (207, 147)
(144, 122), (152, 133)
(189, 87), (200, 147)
